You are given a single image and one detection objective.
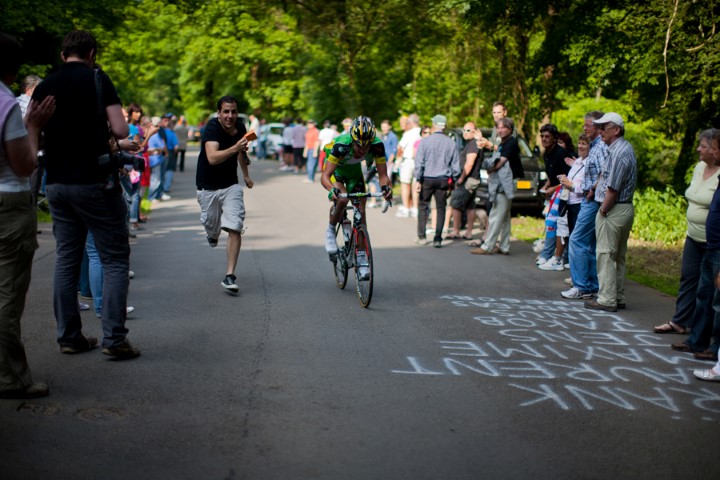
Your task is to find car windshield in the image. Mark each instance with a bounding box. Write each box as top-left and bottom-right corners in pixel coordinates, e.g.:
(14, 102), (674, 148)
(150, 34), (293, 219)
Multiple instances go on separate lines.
(269, 126), (284, 135)
(517, 137), (533, 157)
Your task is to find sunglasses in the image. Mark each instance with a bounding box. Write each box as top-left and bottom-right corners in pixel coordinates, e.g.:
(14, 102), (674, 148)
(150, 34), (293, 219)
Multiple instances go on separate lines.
(422, 130), (430, 134)
(598, 123), (617, 131)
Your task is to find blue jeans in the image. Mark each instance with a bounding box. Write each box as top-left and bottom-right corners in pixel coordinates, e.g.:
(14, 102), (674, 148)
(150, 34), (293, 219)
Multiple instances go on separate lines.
(163, 152), (177, 193)
(672, 236), (706, 328)
(148, 162), (164, 200)
(85, 231), (103, 316)
(306, 149), (318, 182)
(568, 198), (599, 293)
(78, 250), (91, 297)
(46, 183), (130, 349)
(685, 248), (720, 354)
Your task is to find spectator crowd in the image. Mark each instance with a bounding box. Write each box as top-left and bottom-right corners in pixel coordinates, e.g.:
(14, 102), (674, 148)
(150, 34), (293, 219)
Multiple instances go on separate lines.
(2, 29), (719, 402)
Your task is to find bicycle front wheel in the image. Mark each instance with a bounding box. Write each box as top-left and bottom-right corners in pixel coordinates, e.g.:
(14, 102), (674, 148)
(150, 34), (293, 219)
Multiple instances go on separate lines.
(333, 223), (349, 289)
(354, 224), (374, 308)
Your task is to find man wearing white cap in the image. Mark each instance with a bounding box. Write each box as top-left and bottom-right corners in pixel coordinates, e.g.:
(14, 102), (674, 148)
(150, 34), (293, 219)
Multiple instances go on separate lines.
(585, 112), (637, 312)
(414, 114), (460, 248)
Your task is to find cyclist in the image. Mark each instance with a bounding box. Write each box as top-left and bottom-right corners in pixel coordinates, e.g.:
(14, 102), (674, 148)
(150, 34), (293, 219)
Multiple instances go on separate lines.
(321, 116), (393, 271)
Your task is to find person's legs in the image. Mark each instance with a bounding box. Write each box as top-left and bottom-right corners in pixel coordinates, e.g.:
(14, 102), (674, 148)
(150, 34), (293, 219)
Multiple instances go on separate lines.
(568, 199), (599, 293)
(148, 163), (163, 200)
(480, 193), (509, 252)
(81, 186), (130, 348)
(685, 251), (718, 352)
(417, 181), (435, 239)
(46, 184), (89, 347)
(218, 184), (246, 274)
(177, 149), (186, 172)
(85, 232), (103, 317)
(595, 207), (624, 307)
(614, 204), (634, 305)
(497, 194), (512, 252)
(671, 236), (707, 328)
(0, 192), (36, 391)
(163, 153), (177, 194)
(129, 181), (141, 227)
(78, 249), (91, 298)
(306, 150), (317, 182)
(432, 181), (449, 242)
(226, 229), (242, 276)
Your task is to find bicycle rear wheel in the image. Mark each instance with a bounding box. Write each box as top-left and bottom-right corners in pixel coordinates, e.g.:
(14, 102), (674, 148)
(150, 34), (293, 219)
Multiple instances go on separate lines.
(354, 224), (374, 308)
(332, 223), (348, 289)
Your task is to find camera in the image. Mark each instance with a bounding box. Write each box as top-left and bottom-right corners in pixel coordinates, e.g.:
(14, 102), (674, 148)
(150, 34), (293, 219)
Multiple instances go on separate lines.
(97, 151), (145, 172)
(115, 151), (145, 172)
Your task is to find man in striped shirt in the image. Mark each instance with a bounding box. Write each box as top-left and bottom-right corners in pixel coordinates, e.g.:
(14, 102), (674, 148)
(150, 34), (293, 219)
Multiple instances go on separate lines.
(585, 112), (637, 312)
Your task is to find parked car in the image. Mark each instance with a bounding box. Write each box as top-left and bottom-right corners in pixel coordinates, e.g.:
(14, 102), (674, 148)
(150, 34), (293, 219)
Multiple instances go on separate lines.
(264, 122), (286, 160)
(445, 127), (545, 215)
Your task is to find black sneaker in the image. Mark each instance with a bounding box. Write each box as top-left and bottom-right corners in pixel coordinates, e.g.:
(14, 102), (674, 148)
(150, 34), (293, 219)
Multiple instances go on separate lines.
(60, 335), (98, 354)
(222, 274), (239, 293)
(433, 240), (442, 248)
(207, 235), (218, 248)
(102, 340), (140, 360)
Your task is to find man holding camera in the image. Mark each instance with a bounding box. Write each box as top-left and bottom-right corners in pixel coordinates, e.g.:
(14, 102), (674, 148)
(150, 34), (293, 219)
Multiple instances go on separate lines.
(32, 30), (140, 360)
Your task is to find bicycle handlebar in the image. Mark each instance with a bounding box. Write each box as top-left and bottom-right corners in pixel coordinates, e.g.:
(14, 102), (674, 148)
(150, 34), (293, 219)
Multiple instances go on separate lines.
(337, 192), (393, 213)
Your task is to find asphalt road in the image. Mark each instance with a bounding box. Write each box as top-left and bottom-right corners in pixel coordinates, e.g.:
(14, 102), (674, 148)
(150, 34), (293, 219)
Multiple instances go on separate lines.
(1, 149), (717, 480)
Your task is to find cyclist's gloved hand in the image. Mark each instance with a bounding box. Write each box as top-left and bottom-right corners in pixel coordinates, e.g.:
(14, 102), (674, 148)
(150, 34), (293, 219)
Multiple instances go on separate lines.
(331, 187), (341, 201)
(381, 185), (393, 200)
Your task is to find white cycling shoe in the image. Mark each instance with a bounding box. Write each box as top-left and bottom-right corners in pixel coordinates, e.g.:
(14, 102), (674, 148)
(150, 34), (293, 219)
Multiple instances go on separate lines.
(325, 228), (338, 254)
(357, 267), (370, 280)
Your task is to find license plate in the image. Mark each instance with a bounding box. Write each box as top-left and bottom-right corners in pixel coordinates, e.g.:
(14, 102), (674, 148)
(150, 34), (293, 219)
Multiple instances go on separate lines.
(517, 180), (531, 189)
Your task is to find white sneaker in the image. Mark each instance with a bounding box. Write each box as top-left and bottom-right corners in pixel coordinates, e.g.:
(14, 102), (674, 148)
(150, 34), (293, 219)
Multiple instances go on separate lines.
(535, 256), (549, 266)
(563, 277), (573, 285)
(561, 287), (592, 300)
(539, 257), (564, 271)
(160, 193), (172, 201)
(409, 208), (418, 218)
(126, 306), (135, 315)
(324, 227), (338, 254)
(395, 206), (409, 218)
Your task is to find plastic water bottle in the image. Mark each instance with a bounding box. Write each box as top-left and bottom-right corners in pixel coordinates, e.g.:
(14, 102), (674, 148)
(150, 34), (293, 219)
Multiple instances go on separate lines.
(356, 251), (368, 267)
(342, 220), (352, 241)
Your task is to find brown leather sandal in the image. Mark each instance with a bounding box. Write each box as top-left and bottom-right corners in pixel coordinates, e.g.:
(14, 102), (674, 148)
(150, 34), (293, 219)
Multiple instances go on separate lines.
(653, 321), (687, 334)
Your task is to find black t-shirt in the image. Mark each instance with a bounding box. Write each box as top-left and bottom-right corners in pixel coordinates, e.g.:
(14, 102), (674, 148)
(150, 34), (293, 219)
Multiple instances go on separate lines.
(544, 143), (571, 186)
(196, 117), (246, 190)
(460, 140), (481, 179)
(32, 62), (122, 184)
(500, 136), (524, 179)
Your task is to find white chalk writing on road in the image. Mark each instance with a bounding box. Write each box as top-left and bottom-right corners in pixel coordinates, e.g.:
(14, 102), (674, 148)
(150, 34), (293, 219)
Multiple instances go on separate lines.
(391, 296), (717, 417)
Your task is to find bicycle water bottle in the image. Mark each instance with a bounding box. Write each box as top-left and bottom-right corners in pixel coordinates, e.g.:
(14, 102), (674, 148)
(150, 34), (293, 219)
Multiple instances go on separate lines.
(342, 219), (352, 241)
(356, 250), (368, 267)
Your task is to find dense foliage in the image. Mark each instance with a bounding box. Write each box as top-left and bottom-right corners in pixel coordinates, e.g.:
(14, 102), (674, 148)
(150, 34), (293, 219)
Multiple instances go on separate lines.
(2, 0), (718, 228)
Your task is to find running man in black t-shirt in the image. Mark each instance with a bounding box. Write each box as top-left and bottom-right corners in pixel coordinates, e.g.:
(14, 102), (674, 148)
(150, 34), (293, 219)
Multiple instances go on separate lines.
(196, 95), (254, 293)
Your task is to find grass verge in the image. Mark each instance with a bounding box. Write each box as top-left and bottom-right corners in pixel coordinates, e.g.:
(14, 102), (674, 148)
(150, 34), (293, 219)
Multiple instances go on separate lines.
(511, 215), (681, 296)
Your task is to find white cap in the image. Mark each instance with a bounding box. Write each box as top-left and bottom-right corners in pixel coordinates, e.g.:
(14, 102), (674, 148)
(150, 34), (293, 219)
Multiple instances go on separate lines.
(593, 112), (624, 128)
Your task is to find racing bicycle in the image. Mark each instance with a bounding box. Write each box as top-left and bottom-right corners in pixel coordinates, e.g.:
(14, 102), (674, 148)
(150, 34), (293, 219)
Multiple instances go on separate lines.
(331, 192), (391, 308)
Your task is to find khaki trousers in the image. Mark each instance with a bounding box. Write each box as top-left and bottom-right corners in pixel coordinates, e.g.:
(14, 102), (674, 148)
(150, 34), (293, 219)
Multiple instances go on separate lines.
(0, 191), (37, 392)
(595, 203), (634, 307)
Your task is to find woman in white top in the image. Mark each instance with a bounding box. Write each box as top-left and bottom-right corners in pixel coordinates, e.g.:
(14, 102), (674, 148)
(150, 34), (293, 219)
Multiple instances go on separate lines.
(654, 129), (719, 334)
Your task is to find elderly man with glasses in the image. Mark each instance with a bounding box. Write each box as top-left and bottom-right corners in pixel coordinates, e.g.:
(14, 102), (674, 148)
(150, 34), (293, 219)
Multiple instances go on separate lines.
(584, 112), (637, 312)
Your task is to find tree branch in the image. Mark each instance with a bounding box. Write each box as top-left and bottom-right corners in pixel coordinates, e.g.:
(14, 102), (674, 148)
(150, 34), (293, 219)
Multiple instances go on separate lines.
(662, 0), (680, 108)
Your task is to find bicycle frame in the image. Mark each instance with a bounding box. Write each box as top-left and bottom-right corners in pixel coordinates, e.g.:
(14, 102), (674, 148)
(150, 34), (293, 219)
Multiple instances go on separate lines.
(331, 192), (391, 307)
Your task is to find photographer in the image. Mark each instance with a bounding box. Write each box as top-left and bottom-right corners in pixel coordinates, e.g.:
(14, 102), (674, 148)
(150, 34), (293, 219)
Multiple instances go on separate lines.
(32, 30), (140, 360)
